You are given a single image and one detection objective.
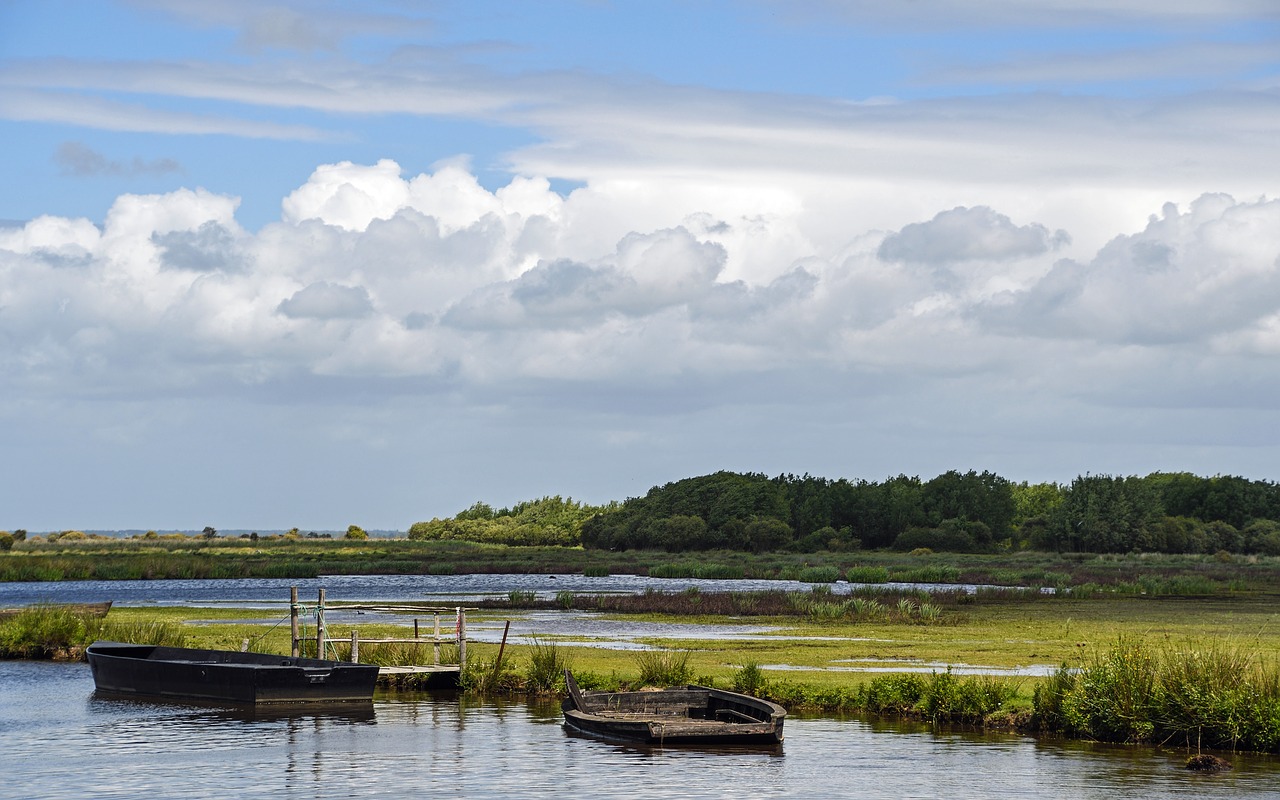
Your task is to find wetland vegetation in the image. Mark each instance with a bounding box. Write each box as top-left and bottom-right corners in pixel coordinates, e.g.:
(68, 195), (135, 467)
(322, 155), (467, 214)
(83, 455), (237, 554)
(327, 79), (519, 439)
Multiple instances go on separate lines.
(6, 467), (1280, 752)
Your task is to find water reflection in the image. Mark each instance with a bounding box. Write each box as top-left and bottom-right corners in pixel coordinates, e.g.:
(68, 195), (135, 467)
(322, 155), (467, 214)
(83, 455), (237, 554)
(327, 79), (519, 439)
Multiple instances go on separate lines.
(1, 660), (1275, 800)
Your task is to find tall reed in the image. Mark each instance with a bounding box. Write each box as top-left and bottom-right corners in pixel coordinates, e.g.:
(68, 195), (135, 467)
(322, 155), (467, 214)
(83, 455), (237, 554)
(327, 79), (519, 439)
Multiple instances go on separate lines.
(1033, 638), (1280, 752)
(634, 649), (692, 686)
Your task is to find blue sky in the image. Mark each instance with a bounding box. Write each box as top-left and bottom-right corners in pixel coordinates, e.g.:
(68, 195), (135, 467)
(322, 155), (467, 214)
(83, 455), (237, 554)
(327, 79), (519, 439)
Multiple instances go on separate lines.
(2, 1), (1279, 531)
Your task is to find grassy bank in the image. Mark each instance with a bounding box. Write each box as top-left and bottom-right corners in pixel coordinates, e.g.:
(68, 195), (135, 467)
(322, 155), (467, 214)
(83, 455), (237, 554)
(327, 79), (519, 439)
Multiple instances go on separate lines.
(5, 537), (1280, 595)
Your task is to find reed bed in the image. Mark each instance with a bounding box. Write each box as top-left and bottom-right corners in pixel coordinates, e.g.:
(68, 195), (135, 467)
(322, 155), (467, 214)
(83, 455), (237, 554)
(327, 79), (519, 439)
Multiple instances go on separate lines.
(0, 604), (187, 658)
(6, 538), (1280, 595)
(1033, 638), (1280, 753)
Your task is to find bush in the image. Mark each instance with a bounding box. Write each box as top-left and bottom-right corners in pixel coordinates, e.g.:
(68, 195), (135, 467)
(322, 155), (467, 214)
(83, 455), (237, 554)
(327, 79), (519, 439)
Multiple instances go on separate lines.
(732, 660), (767, 696)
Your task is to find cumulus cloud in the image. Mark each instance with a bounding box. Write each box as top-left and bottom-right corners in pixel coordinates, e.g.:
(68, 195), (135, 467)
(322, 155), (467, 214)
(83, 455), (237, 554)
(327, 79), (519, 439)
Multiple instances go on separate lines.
(153, 221), (243, 272)
(878, 206), (1069, 265)
(979, 194), (1280, 347)
(2, 160), (1278, 426)
(277, 281), (374, 320)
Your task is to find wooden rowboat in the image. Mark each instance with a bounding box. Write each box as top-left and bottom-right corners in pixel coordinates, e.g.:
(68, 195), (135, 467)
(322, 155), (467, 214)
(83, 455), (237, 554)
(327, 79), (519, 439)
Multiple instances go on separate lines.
(86, 641), (379, 705)
(561, 670), (785, 745)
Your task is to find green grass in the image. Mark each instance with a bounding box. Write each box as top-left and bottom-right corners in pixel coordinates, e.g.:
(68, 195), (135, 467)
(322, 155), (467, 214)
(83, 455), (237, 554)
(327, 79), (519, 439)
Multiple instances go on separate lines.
(633, 649), (693, 686)
(1033, 638), (1280, 752)
(7, 539), (1280, 596)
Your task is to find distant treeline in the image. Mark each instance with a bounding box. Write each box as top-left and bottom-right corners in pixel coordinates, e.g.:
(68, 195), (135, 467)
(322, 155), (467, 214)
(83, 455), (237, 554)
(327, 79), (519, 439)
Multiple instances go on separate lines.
(411, 470), (1280, 555)
(582, 471), (1280, 555)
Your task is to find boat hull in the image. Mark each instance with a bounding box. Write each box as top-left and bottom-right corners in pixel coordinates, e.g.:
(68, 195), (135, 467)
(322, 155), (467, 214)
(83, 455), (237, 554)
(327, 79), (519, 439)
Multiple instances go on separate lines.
(86, 641), (379, 705)
(561, 672), (785, 746)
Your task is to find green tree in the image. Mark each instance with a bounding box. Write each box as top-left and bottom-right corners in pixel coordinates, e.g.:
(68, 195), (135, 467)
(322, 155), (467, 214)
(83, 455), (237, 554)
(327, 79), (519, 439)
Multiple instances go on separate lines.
(345, 524), (369, 540)
(1049, 475), (1163, 553)
(744, 518), (792, 553)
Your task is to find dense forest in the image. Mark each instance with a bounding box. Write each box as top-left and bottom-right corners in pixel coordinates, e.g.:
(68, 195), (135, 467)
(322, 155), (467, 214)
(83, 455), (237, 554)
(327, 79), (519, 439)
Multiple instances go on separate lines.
(409, 471), (1280, 556)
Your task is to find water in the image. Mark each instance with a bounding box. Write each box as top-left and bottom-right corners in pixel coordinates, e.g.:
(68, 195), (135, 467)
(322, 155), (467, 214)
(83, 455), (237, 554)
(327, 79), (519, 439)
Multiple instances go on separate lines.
(0, 575), (1063, 676)
(0, 660), (1274, 800)
(0, 573), (1010, 609)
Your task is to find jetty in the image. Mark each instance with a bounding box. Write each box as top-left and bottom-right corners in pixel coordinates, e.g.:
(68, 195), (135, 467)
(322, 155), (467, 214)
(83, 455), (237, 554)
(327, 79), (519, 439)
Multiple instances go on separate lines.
(287, 587), (469, 689)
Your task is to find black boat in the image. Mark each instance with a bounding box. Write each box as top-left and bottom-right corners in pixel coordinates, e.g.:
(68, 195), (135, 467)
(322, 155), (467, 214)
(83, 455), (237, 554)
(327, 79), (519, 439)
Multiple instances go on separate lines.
(561, 670), (785, 745)
(86, 641), (379, 705)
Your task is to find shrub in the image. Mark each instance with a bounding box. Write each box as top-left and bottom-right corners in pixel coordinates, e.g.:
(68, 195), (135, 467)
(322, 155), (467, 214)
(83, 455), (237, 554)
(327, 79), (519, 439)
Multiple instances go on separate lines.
(732, 660), (767, 696)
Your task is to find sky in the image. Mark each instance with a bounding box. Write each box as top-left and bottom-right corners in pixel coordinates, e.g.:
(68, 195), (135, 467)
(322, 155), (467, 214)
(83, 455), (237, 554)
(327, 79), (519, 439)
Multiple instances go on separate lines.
(2, 1), (1279, 532)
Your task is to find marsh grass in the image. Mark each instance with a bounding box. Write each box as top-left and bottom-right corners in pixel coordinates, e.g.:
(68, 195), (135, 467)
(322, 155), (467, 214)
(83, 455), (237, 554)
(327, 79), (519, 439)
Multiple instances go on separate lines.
(1034, 638), (1280, 752)
(634, 649), (693, 686)
(7, 538), (1280, 595)
(797, 565), (841, 583)
(648, 562), (743, 579)
(0, 605), (96, 658)
(95, 620), (186, 648)
(525, 637), (570, 694)
(845, 565), (890, 583)
(459, 655), (521, 694)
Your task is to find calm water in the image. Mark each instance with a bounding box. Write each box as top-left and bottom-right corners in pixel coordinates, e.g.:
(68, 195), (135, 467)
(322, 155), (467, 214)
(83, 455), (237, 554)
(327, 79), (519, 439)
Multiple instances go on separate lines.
(0, 573), (1011, 609)
(1, 661), (1275, 800)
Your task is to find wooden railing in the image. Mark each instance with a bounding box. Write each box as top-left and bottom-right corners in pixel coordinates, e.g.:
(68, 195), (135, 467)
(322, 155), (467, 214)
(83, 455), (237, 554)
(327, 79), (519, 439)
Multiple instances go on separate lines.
(288, 586), (472, 667)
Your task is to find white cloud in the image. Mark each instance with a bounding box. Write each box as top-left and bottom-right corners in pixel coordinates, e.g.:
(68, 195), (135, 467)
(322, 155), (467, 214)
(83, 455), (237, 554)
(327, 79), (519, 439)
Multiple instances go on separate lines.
(277, 281), (374, 320)
(878, 206), (1069, 265)
(980, 194), (1280, 346)
(3, 164), (1279, 491)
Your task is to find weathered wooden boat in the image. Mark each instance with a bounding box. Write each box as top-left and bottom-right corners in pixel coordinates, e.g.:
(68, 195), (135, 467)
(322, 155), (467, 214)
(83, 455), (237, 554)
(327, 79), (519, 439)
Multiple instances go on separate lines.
(561, 670), (785, 745)
(86, 641), (379, 705)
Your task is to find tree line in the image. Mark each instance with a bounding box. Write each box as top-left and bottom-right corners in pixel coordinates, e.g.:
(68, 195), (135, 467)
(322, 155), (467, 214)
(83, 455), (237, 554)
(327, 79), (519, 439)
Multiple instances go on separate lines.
(411, 470), (1280, 555)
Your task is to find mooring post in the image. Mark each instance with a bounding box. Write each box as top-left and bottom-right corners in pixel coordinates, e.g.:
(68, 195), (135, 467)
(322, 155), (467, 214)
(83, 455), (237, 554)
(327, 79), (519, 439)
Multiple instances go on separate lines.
(456, 606), (466, 668)
(492, 620), (511, 682)
(433, 613), (441, 665)
(290, 586), (300, 658)
(316, 588), (327, 659)
(350, 630), (359, 664)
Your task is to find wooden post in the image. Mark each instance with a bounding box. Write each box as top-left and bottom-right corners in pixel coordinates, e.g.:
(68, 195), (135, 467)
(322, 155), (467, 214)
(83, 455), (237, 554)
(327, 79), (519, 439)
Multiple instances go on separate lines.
(290, 586), (300, 658)
(350, 630), (359, 664)
(316, 588), (327, 659)
(433, 613), (440, 665)
(492, 620), (511, 682)
(456, 607), (466, 668)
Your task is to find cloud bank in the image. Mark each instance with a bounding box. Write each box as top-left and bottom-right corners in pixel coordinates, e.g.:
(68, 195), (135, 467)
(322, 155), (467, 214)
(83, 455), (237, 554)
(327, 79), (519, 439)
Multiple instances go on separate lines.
(3, 161), (1277, 414)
